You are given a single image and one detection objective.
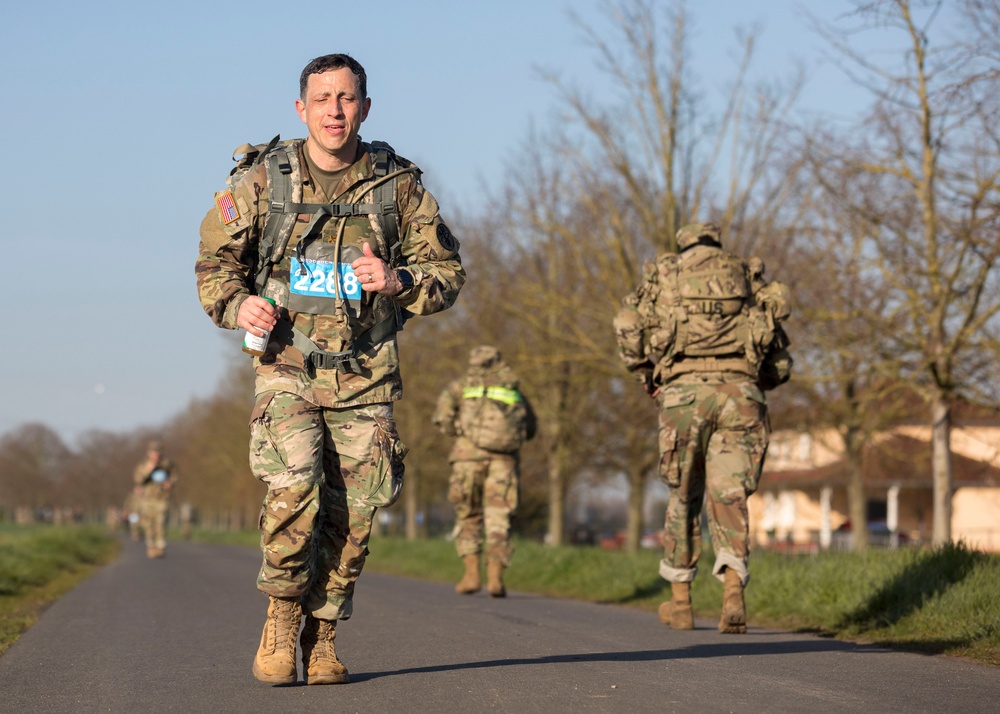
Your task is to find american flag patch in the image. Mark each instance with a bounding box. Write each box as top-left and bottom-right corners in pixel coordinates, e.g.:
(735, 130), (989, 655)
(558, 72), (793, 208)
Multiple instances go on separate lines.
(216, 190), (240, 224)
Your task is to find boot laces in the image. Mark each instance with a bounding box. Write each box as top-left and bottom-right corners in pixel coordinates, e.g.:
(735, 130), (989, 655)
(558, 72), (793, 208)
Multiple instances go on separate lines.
(306, 620), (339, 663)
(268, 600), (299, 654)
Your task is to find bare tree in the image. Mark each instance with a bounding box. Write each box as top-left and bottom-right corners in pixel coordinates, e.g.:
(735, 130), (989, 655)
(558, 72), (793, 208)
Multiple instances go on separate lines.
(499, 0), (804, 546)
(810, 0), (1000, 544)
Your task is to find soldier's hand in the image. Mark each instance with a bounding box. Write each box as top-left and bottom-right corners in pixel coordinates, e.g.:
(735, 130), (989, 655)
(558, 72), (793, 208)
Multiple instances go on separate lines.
(353, 242), (403, 296)
(238, 296), (279, 337)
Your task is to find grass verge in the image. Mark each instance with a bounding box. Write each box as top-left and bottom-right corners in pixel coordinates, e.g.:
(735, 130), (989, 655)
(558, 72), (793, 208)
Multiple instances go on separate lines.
(190, 529), (1000, 666)
(0, 524), (120, 657)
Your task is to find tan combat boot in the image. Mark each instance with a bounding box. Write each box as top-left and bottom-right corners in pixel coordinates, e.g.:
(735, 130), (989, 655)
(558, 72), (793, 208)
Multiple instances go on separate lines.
(455, 554), (482, 594)
(300, 616), (350, 685)
(719, 568), (747, 634)
(486, 561), (506, 598)
(657, 582), (694, 630)
(252, 596), (301, 684)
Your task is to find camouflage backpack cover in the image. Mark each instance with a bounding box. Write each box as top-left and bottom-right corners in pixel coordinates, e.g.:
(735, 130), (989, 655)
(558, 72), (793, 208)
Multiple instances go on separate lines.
(614, 229), (792, 390)
(458, 378), (534, 454)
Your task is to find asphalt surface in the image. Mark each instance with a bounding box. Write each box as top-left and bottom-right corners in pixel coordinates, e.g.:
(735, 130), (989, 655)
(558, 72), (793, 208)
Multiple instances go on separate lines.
(0, 539), (997, 713)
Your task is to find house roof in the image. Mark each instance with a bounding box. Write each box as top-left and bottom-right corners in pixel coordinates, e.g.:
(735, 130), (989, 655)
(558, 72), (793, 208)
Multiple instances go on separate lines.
(762, 433), (1000, 490)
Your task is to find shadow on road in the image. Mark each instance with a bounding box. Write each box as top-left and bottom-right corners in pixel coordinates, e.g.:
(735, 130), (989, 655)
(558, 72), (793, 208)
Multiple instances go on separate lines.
(351, 637), (885, 683)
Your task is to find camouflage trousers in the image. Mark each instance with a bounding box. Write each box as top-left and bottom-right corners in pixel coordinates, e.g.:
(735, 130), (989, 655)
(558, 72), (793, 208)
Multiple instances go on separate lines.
(447, 454), (519, 566)
(141, 499), (168, 550)
(249, 391), (406, 621)
(656, 376), (768, 587)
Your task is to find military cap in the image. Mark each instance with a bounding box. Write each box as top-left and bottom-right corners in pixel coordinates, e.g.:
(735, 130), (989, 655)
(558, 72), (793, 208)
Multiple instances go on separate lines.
(147, 440), (163, 452)
(676, 222), (722, 250)
(469, 345), (501, 368)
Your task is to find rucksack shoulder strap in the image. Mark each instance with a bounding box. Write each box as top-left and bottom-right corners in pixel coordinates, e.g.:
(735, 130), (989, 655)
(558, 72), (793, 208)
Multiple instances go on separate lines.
(254, 140), (302, 294)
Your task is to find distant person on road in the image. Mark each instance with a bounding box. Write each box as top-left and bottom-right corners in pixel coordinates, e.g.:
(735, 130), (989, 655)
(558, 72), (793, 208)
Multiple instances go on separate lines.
(614, 223), (792, 634)
(433, 346), (536, 597)
(133, 440), (176, 559)
(195, 53), (465, 685)
(123, 486), (144, 542)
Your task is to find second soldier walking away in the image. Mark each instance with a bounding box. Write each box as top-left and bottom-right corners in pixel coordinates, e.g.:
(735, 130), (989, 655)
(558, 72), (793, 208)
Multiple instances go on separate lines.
(195, 53), (465, 685)
(433, 346), (536, 597)
(614, 222), (792, 634)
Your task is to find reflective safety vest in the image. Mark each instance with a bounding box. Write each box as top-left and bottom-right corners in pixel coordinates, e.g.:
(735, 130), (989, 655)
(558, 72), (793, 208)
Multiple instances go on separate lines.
(458, 384), (531, 454)
(461, 386), (525, 405)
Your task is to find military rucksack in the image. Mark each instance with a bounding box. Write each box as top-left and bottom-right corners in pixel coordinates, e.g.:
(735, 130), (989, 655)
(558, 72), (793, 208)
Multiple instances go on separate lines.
(224, 135), (416, 295)
(224, 136), (420, 373)
(458, 384), (534, 454)
(614, 246), (792, 389)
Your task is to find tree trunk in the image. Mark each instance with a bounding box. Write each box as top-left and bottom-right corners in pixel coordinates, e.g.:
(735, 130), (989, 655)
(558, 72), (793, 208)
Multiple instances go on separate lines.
(931, 393), (953, 545)
(845, 425), (868, 553)
(546, 444), (567, 546)
(404, 464), (419, 540)
(624, 465), (645, 553)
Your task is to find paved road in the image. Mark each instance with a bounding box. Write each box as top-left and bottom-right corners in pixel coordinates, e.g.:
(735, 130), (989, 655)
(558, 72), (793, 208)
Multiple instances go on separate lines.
(0, 539), (997, 713)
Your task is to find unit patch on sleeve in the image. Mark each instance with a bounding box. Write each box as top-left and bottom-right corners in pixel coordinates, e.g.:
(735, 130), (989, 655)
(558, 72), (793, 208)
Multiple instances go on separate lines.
(436, 223), (457, 252)
(216, 190), (241, 225)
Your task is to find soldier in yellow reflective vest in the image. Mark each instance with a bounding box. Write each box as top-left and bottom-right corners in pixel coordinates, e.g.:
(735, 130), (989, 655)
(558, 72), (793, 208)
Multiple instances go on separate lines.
(433, 346), (536, 596)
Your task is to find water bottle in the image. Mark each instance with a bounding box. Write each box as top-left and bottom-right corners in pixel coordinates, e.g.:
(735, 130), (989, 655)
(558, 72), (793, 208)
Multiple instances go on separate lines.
(241, 297), (276, 356)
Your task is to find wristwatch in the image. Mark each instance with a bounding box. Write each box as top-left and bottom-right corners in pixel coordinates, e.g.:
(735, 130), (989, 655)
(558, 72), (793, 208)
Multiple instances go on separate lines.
(395, 268), (414, 295)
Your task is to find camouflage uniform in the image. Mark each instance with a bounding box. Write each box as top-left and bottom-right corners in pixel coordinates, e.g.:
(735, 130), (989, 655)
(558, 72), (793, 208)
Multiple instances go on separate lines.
(433, 347), (536, 569)
(133, 442), (176, 557)
(655, 376), (767, 585)
(615, 223), (788, 629)
(196, 139), (464, 621)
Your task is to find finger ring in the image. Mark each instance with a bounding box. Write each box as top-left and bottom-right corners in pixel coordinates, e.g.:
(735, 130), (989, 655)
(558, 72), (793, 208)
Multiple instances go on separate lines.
(369, 273), (374, 281)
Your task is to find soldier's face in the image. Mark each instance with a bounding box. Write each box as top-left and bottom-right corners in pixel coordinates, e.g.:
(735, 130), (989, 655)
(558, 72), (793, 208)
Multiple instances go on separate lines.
(296, 68), (370, 168)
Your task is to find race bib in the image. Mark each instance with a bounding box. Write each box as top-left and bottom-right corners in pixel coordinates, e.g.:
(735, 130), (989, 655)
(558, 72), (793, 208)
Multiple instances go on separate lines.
(290, 257), (362, 309)
(150, 468), (168, 483)
(290, 258), (361, 300)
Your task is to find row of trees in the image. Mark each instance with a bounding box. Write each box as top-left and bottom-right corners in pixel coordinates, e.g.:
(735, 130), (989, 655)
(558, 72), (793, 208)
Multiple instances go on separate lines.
(3, 0), (999, 552)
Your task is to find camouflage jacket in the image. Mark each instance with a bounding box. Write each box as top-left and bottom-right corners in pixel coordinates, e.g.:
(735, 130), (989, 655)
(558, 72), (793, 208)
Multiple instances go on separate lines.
(196, 139), (466, 406)
(433, 363), (536, 461)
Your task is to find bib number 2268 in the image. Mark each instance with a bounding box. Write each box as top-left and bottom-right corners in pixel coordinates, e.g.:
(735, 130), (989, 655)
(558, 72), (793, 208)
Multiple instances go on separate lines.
(290, 258), (361, 300)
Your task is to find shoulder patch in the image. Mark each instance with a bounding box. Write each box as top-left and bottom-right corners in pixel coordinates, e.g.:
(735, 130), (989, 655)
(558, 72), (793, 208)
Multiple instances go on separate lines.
(215, 190), (240, 225)
(436, 223), (457, 252)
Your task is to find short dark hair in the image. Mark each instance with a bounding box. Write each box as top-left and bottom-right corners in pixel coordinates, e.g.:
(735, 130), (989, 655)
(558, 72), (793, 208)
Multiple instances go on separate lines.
(299, 54), (367, 100)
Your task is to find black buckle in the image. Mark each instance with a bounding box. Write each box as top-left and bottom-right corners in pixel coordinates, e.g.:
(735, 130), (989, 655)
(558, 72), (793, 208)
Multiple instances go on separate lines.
(308, 350), (360, 374)
(328, 204), (359, 218)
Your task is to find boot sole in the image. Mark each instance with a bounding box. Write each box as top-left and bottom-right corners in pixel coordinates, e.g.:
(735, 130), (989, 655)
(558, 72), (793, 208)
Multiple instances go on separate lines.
(252, 658), (296, 684)
(719, 623), (747, 634)
(305, 672), (350, 685)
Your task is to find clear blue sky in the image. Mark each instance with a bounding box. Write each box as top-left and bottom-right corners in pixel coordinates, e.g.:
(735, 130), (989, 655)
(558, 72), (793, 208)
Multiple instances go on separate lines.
(0, 0), (945, 443)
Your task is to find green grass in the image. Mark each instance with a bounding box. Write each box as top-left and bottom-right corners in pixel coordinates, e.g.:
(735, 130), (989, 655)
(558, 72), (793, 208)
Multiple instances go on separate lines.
(188, 528), (1000, 666)
(0, 524), (119, 656)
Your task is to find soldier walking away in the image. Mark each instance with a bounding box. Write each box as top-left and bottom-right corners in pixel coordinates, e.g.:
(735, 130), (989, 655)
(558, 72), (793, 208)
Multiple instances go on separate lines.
(195, 53), (465, 685)
(614, 223), (792, 634)
(133, 440), (176, 559)
(433, 346), (536, 597)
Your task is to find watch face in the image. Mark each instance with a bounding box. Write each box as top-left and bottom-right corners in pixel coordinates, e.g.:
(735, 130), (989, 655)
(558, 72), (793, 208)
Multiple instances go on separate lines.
(398, 269), (413, 287)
